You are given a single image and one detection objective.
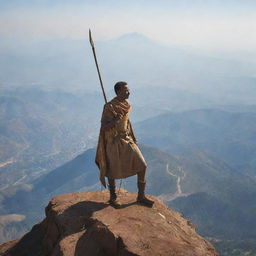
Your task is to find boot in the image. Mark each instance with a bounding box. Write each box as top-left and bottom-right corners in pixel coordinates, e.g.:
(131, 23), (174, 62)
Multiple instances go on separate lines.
(137, 181), (154, 207)
(108, 179), (121, 208)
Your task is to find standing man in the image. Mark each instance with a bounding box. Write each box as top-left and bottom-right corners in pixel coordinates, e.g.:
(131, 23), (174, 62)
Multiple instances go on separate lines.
(96, 81), (154, 207)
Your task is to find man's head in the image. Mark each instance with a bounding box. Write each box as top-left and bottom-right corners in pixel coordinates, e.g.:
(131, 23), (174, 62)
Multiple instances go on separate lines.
(114, 81), (130, 100)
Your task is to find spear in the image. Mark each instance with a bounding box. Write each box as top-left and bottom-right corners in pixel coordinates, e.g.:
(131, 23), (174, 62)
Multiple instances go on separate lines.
(89, 29), (107, 103)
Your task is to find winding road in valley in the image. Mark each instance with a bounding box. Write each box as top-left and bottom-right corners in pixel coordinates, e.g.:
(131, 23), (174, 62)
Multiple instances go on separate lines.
(160, 164), (190, 202)
(0, 158), (15, 168)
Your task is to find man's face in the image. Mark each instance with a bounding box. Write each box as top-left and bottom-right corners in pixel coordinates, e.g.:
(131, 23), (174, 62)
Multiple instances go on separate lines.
(117, 85), (130, 100)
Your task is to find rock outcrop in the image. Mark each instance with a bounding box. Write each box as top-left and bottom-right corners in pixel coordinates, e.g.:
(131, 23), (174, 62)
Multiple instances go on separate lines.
(0, 190), (218, 256)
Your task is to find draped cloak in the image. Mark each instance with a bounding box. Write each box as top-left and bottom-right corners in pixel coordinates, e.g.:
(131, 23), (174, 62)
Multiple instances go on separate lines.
(95, 97), (147, 187)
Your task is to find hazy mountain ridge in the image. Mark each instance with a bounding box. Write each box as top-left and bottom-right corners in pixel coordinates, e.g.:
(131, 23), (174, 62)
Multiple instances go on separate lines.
(0, 85), (227, 195)
(0, 31), (256, 255)
(1, 86), (256, 256)
(135, 108), (256, 179)
(2, 145), (256, 256)
(1, 33), (256, 105)
(0, 88), (102, 198)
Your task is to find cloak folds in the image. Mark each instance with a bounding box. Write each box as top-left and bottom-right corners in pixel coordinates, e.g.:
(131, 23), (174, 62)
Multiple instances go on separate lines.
(95, 97), (147, 187)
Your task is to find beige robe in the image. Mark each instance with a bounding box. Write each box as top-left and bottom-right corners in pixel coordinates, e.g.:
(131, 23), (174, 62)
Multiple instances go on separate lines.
(95, 97), (147, 187)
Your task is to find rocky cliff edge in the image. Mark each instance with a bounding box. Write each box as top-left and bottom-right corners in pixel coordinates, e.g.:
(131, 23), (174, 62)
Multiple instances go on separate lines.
(0, 190), (218, 256)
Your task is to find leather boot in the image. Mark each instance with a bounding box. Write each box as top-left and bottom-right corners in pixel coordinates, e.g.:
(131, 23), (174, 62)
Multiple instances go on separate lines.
(108, 179), (121, 207)
(137, 181), (154, 207)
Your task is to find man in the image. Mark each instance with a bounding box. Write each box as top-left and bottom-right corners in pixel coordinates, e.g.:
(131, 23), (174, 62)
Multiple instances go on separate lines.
(95, 81), (154, 207)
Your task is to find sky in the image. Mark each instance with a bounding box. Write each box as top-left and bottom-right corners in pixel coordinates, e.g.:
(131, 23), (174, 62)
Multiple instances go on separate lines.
(1, 0), (256, 55)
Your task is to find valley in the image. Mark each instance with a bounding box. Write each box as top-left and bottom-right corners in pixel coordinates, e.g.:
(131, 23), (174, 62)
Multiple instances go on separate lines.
(0, 73), (256, 255)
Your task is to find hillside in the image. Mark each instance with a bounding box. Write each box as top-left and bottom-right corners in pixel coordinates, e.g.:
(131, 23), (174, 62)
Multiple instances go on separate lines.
(135, 109), (256, 179)
(0, 86), (217, 200)
(0, 88), (102, 197)
(1, 88), (256, 255)
(1, 145), (256, 256)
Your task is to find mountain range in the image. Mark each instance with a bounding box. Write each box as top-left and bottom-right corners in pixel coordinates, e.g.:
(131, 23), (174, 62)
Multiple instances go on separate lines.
(2, 144), (256, 255)
(1, 33), (256, 255)
(135, 108), (256, 180)
(1, 33), (256, 105)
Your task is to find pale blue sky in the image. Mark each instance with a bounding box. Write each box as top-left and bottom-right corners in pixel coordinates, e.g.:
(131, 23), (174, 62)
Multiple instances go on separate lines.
(1, 0), (256, 54)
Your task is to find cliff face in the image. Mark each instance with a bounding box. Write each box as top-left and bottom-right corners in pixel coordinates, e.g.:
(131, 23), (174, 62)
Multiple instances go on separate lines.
(0, 190), (218, 256)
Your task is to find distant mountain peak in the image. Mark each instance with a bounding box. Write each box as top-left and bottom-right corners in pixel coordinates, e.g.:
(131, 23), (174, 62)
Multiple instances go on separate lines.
(116, 32), (152, 42)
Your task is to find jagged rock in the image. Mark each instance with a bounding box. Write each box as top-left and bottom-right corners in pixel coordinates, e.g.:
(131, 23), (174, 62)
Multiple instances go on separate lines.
(0, 190), (218, 256)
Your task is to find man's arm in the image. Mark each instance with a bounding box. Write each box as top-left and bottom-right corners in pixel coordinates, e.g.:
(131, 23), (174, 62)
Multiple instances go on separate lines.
(100, 103), (123, 131)
(101, 113), (122, 131)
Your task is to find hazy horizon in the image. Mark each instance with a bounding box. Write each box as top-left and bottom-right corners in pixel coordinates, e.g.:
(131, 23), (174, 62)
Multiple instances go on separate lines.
(1, 0), (256, 103)
(1, 0), (256, 58)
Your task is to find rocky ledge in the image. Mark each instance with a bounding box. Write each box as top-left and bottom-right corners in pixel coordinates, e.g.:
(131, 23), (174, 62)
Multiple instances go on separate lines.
(0, 190), (218, 256)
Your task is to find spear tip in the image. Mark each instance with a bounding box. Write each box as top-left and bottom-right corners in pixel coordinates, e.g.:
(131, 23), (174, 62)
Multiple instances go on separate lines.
(89, 28), (94, 47)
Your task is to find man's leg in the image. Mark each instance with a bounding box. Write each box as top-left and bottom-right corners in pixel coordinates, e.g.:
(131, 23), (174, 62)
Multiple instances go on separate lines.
(137, 167), (154, 207)
(108, 178), (121, 207)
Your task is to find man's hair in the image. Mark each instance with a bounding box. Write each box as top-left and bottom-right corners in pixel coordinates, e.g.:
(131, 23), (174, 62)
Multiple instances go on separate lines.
(114, 81), (127, 94)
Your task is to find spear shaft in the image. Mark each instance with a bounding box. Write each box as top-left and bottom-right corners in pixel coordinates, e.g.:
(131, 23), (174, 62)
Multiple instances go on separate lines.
(89, 29), (107, 103)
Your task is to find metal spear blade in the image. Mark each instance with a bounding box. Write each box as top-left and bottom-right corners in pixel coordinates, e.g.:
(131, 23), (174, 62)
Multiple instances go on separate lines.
(89, 29), (94, 48)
